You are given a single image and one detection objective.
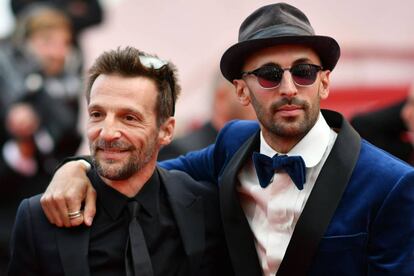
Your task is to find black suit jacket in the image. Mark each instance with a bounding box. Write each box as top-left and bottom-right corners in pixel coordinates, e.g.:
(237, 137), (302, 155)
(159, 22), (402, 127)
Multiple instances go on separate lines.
(8, 167), (232, 276)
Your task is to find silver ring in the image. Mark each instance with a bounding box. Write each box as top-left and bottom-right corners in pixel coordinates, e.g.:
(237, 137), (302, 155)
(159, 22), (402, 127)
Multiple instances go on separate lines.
(68, 210), (82, 219)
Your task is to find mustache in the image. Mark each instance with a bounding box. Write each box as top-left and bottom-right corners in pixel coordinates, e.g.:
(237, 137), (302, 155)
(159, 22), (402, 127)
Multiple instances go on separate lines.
(92, 139), (134, 151)
(270, 97), (309, 111)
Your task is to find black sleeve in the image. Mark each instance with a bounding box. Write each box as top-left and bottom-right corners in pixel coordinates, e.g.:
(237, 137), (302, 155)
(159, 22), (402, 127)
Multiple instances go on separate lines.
(8, 197), (41, 275)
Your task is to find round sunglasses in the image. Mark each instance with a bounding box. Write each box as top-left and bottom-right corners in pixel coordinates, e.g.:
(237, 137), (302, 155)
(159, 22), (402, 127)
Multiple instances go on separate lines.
(242, 63), (323, 89)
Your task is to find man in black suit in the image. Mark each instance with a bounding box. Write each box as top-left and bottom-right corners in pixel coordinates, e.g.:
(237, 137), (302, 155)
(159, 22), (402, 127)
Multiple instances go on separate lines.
(8, 47), (231, 275)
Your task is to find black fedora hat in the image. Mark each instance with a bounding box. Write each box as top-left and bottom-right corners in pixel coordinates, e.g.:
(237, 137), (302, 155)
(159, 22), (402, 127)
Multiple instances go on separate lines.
(220, 3), (340, 82)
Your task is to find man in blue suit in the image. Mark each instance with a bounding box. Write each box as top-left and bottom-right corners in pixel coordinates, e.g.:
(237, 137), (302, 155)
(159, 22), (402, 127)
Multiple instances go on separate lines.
(39, 3), (414, 275)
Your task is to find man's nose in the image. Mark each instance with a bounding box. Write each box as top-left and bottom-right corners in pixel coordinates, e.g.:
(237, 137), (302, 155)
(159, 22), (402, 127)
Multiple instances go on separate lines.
(99, 119), (122, 141)
(278, 71), (298, 98)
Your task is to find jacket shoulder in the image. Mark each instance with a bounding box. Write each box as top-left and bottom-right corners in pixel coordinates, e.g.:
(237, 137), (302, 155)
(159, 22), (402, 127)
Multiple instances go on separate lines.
(358, 140), (414, 177)
(158, 167), (217, 197)
(14, 194), (44, 223)
(214, 119), (259, 158)
(218, 120), (259, 144)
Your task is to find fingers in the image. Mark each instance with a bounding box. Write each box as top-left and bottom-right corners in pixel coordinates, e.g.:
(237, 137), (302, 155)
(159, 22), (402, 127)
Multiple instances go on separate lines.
(40, 192), (58, 225)
(41, 177), (69, 227)
(64, 192), (85, 227)
(83, 185), (97, 226)
(67, 209), (84, 227)
(40, 160), (93, 227)
(41, 186), (84, 227)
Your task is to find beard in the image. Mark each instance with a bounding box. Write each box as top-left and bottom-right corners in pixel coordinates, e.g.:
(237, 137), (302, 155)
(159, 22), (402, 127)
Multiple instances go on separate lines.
(250, 93), (320, 140)
(90, 138), (157, 181)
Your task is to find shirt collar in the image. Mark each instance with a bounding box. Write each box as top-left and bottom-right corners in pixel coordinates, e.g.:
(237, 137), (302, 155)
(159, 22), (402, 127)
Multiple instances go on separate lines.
(92, 168), (160, 220)
(131, 169), (159, 218)
(260, 112), (331, 168)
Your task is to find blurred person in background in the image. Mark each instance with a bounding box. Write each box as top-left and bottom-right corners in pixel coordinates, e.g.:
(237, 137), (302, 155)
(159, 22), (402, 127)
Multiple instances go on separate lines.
(0, 4), (82, 272)
(158, 73), (256, 160)
(351, 95), (413, 165)
(11, 0), (103, 72)
(11, 0), (103, 48)
(400, 85), (414, 163)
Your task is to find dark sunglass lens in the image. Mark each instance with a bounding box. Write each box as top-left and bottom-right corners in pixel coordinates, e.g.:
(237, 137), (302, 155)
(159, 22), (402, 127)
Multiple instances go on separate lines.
(256, 66), (282, 88)
(291, 64), (319, 86)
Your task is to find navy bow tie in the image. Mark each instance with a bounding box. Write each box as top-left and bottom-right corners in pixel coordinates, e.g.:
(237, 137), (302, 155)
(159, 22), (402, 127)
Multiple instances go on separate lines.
(252, 152), (306, 190)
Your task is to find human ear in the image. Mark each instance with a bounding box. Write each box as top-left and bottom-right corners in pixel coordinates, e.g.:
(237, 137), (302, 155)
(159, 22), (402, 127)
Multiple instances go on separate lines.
(233, 79), (251, 106)
(319, 70), (331, 99)
(158, 117), (175, 146)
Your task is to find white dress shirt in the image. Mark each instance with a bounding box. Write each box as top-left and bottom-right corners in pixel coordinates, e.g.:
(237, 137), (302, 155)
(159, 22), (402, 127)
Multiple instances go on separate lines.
(237, 112), (338, 276)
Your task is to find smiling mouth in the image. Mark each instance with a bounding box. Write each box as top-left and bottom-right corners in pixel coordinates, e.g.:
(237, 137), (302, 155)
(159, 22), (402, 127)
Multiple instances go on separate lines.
(99, 148), (128, 152)
(96, 148), (130, 158)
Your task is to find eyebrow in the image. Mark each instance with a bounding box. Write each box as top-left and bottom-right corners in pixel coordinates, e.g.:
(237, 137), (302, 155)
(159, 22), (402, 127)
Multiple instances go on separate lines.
(293, 57), (319, 65)
(261, 62), (278, 67)
(87, 104), (143, 116)
(118, 107), (142, 115)
(87, 104), (101, 112)
(260, 57), (319, 68)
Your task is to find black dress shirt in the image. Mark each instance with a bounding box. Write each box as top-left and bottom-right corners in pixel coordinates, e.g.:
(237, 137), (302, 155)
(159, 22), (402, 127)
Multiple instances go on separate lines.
(88, 168), (188, 275)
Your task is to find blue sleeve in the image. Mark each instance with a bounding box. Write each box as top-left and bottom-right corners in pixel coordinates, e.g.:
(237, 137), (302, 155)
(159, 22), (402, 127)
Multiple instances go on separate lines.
(368, 171), (414, 274)
(160, 144), (218, 184)
(159, 120), (259, 185)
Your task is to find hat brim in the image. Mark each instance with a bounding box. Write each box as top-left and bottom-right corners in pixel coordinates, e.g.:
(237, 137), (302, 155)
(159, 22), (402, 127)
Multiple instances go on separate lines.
(220, 35), (340, 82)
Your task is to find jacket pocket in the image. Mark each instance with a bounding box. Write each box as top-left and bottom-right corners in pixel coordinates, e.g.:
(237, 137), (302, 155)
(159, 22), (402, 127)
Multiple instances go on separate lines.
(318, 232), (368, 251)
(308, 233), (368, 276)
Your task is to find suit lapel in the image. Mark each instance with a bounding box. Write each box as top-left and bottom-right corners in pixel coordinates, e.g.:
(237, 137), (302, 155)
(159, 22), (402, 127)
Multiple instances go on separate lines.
(56, 226), (90, 276)
(158, 167), (204, 275)
(278, 110), (362, 275)
(219, 131), (263, 276)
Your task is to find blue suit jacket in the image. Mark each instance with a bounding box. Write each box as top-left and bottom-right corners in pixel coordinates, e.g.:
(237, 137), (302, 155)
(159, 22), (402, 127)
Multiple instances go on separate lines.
(161, 109), (414, 276)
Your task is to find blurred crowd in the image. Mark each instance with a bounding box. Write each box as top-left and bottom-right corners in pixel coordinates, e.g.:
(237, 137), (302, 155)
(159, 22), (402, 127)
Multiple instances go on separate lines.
(0, 0), (103, 272)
